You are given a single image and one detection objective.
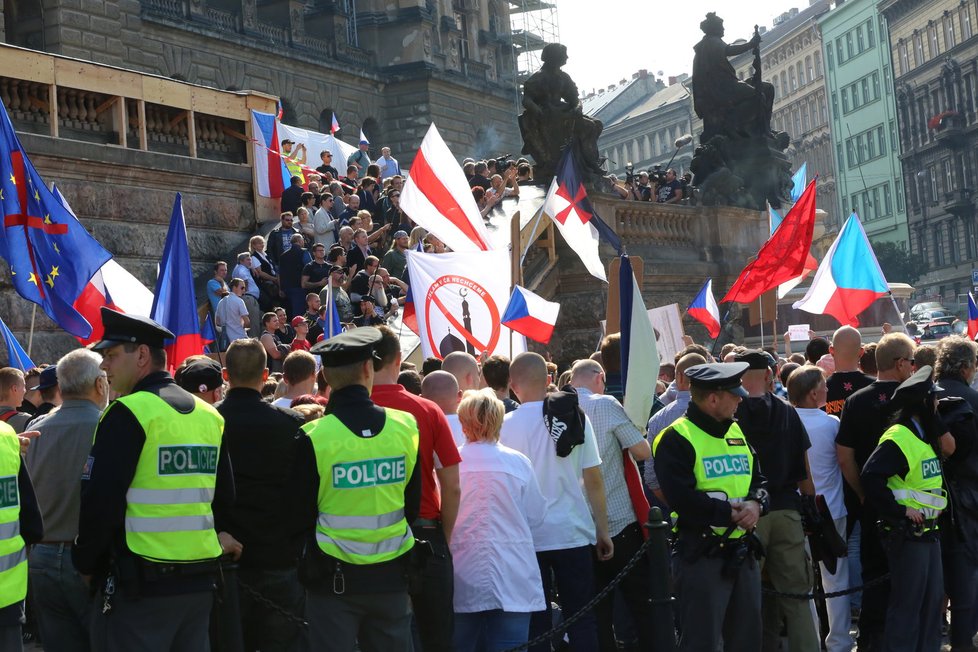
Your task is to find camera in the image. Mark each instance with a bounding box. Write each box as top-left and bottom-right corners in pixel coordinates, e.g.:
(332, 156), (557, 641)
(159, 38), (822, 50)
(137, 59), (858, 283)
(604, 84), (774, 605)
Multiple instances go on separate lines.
(649, 164), (666, 185)
(495, 155), (515, 173)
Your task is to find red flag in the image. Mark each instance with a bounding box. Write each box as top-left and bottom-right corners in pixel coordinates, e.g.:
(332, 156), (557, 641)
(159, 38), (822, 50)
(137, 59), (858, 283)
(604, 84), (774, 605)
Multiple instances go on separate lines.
(721, 180), (818, 304)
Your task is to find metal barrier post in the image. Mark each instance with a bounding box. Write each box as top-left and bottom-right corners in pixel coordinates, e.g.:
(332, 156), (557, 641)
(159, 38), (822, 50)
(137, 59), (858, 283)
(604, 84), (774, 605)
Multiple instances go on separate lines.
(645, 506), (676, 652)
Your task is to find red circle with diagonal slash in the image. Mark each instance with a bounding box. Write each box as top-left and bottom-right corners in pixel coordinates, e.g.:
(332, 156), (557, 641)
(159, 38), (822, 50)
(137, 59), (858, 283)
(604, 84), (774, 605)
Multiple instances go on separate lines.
(424, 275), (500, 359)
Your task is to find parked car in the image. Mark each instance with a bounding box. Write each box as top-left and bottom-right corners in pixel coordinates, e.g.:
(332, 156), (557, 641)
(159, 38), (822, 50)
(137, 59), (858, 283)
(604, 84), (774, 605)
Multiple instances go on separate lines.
(910, 301), (946, 320)
(916, 309), (956, 324)
(918, 320), (954, 341)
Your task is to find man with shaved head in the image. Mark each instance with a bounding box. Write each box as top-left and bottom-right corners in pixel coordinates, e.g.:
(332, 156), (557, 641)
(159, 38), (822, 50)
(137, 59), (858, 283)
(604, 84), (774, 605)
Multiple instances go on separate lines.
(570, 359), (653, 651)
(441, 352), (481, 393)
(421, 371), (463, 446)
(824, 326), (874, 418)
(501, 352), (612, 651)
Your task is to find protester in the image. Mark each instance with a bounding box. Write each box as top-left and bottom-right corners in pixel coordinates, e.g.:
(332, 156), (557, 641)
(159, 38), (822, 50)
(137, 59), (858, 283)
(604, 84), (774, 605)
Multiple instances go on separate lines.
(0, 367), (33, 433)
(215, 278), (251, 347)
(272, 350), (318, 409)
(26, 365), (61, 423)
(174, 356), (225, 404)
(421, 370), (463, 445)
(207, 261), (230, 315)
(452, 389), (547, 652)
(25, 349), (108, 650)
(481, 355), (519, 413)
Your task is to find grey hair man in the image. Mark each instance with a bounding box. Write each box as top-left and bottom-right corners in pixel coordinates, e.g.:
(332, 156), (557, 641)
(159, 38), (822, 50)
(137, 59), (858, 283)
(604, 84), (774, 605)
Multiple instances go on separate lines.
(26, 349), (110, 649)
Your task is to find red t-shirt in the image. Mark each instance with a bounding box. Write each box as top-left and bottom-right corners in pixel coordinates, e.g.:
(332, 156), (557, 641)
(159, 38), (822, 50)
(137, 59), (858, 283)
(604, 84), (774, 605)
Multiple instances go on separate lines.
(371, 383), (461, 520)
(290, 338), (311, 351)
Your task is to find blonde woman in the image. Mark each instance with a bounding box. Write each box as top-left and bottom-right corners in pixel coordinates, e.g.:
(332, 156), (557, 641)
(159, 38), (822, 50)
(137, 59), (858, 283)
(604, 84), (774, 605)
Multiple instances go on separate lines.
(452, 390), (547, 652)
(408, 225), (428, 251)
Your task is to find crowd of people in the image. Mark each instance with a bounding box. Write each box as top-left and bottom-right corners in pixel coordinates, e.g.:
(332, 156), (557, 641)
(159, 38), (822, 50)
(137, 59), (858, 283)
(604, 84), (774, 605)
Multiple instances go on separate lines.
(608, 167), (693, 204)
(3, 309), (978, 652)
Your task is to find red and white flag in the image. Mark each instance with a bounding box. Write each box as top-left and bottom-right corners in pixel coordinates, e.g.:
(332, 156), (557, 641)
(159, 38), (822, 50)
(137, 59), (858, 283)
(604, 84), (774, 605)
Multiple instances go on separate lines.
(400, 124), (493, 253)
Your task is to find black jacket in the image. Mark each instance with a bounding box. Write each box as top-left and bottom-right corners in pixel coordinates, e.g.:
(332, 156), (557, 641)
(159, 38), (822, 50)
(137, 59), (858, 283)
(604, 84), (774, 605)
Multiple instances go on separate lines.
(217, 388), (307, 569)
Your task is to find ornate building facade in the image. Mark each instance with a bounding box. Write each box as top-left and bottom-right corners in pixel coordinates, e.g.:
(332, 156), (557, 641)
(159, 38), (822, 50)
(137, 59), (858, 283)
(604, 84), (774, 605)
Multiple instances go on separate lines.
(732, 1), (839, 233)
(1, 0), (522, 164)
(882, 0), (978, 307)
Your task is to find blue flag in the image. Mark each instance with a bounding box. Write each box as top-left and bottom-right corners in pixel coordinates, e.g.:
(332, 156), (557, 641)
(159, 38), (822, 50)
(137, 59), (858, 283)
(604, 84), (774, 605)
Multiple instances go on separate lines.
(0, 102), (112, 338)
(769, 204), (783, 235)
(151, 194), (204, 370)
(790, 162), (807, 203)
(0, 313), (33, 371)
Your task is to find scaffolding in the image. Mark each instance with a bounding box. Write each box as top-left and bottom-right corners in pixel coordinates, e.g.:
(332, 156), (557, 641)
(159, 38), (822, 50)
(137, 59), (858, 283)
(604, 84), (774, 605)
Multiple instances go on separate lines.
(508, 0), (559, 88)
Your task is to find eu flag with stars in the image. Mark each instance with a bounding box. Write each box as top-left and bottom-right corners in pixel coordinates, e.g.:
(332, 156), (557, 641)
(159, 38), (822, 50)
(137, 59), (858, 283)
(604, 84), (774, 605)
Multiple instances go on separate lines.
(0, 101), (111, 338)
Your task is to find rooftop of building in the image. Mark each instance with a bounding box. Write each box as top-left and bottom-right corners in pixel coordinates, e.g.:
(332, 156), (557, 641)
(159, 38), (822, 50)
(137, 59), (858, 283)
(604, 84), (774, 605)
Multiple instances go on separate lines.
(605, 79), (691, 128)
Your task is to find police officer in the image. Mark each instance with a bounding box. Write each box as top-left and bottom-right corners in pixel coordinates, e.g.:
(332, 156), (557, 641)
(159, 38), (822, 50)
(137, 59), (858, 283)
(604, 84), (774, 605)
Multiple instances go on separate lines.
(73, 308), (240, 651)
(295, 327), (420, 652)
(652, 362), (768, 652)
(861, 366), (949, 652)
(0, 419), (42, 651)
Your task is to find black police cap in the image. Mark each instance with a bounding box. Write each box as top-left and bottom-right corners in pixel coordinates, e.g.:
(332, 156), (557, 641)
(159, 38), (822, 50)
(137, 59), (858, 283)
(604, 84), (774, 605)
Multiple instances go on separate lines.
(734, 349), (776, 370)
(310, 327), (382, 368)
(91, 308), (173, 351)
(890, 366), (942, 409)
(685, 362), (750, 398)
(175, 357), (224, 393)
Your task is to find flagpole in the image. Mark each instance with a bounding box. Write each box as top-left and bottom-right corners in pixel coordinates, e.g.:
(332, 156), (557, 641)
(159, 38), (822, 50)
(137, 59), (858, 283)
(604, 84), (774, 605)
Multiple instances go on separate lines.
(888, 292), (907, 333)
(27, 305), (36, 356)
(758, 296), (765, 349)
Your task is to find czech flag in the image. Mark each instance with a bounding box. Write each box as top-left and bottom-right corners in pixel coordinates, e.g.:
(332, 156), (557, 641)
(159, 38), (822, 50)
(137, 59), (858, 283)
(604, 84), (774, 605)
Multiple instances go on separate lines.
(331, 112), (340, 135)
(687, 278), (721, 339)
(150, 193), (206, 371)
(968, 293), (978, 340)
(251, 109), (288, 198)
(792, 213), (889, 326)
(501, 286), (560, 344)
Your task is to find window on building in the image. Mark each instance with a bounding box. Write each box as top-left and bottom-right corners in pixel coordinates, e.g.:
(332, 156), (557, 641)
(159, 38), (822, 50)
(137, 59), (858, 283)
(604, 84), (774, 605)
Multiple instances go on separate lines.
(832, 92), (839, 119)
(773, 76), (780, 98)
(846, 32), (855, 60)
(856, 25), (865, 53)
(883, 65), (892, 94)
(896, 178), (905, 212)
(842, 88), (850, 113)
(872, 72), (881, 102)
(962, 6), (974, 40)
(815, 52), (823, 78)
(944, 14), (956, 49)
(343, 0), (359, 47)
(944, 158), (955, 191)
(913, 32), (925, 66)
(836, 39), (845, 65)
(882, 184), (892, 216)
(819, 98), (827, 125)
(928, 24), (940, 58)
(802, 105), (810, 133)
(846, 141), (856, 167)
(837, 143), (845, 170)
(789, 67), (797, 91)
(806, 56), (814, 83)
(861, 77), (871, 105)
(793, 110), (801, 134)
(798, 62), (806, 87)
(867, 18), (876, 48)
(781, 71), (788, 96)
(825, 46), (833, 72)
(877, 125), (886, 155)
(898, 42), (910, 75)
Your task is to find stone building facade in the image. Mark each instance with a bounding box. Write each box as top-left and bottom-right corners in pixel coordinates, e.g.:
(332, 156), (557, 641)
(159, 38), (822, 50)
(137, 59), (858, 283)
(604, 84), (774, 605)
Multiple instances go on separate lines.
(731, 1), (840, 233)
(820, 0), (909, 248)
(882, 0), (978, 308)
(1, 0), (522, 165)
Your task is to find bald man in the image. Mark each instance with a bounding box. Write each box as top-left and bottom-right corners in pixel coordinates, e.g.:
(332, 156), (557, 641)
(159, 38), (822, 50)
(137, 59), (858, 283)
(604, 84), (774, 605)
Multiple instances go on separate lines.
(441, 352), (481, 393)
(421, 371), (463, 446)
(824, 326), (874, 417)
(500, 352), (611, 651)
(569, 359), (653, 651)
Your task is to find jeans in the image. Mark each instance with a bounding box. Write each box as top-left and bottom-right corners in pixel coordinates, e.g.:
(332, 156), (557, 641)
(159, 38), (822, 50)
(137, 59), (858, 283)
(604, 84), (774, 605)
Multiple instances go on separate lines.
(808, 517), (853, 652)
(28, 543), (92, 652)
(531, 545), (598, 652)
(238, 567), (305, 652)
(453, 610), (531, 652)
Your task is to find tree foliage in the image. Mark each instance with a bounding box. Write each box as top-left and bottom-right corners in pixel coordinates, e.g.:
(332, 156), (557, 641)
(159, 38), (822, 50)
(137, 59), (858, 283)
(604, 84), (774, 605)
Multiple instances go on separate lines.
(873, 241), (929, 286)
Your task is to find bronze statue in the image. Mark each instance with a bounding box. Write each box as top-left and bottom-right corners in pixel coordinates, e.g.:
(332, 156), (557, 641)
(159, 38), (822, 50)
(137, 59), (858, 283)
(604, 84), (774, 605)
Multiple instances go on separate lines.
(519, 43), (605, 183)
(689, 13), (792, 211)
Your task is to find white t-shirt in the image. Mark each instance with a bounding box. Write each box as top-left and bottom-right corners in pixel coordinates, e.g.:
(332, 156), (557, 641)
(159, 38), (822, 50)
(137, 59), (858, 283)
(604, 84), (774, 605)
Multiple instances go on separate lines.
(446, 413), (465, 448)
(500, 400), (602, 551)
(215, 294), (249, 342)
(796, 407), (846, 520)
(451, 441), (547, 613)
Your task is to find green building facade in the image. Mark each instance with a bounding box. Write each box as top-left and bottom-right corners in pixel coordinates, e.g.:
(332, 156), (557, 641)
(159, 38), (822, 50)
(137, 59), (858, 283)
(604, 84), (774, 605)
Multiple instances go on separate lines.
(820, 0), (909, 247)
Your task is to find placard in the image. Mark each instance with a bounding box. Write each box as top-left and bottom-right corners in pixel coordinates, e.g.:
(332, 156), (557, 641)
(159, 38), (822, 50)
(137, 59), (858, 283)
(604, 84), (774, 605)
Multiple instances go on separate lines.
(787, 324), (811, 341)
